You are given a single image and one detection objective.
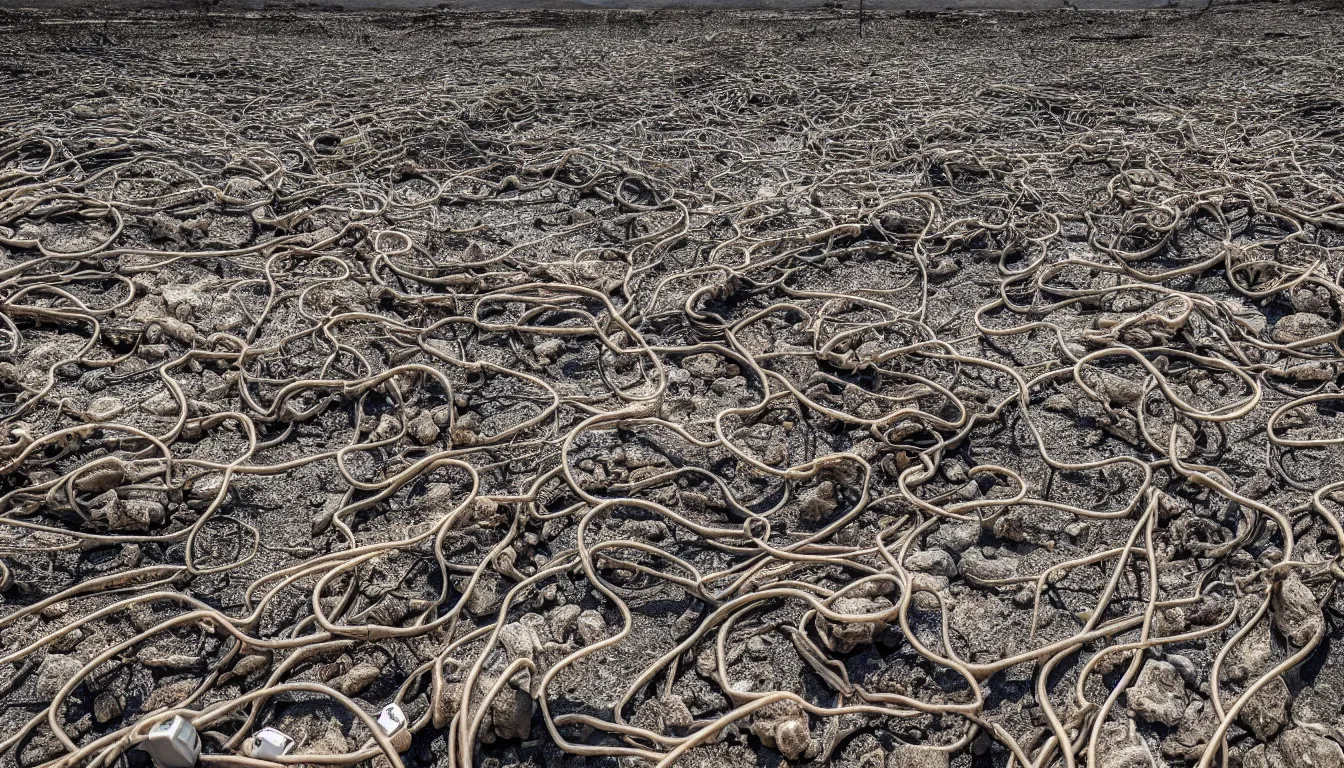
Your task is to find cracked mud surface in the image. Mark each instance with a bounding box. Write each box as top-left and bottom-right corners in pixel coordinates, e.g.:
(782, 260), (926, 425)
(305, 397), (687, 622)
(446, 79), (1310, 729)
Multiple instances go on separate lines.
(3, 4), (1344, 768)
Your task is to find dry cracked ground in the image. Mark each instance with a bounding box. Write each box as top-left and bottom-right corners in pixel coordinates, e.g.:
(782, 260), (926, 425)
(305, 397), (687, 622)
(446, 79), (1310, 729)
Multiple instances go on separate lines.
(2, 4), (1344, 768)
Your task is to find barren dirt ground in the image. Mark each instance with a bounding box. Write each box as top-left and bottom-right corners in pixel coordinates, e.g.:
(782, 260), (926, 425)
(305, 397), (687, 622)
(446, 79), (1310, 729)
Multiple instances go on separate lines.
(3, 4), (1344, 768)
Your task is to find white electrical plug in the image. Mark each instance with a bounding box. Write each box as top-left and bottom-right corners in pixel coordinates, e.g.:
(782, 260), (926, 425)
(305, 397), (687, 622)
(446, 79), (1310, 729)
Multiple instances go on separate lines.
(377, 703), (407, 736)
(140, 716), (201, 768)
(248, 727), (296, 760)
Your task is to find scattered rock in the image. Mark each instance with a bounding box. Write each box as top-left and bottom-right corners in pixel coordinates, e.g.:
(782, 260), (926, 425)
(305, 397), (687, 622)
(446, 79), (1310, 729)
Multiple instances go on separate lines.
(1161, 698), (1217, 761)
(1154, 606), (1188, 637)
(681, 353), (724, 379)
(485, 681), (533, 741)
(1271, 313), (1335, 344)
(1166, 653), (1199, 689)
(958, 549), (1016, 582)
(458, 571), (501, 616)
(1290, 283), (1332, 315)
(1128, 660), (1188, 726)
(156, 317), (197, 344)
(1272, 727), (1344, 768)
(84, 396), (125, 422)
(905, 549), (957, 578)
(223, 654), (269, 684)
(575, 610), (607, 646)
(73, 460), (125, 492)
(817, 596), (892, 653)
(1226, 621), (1272, 682)
(633, 693), (695, 734)
(407, 411), (440, 444)
(548, 604), (581, 642)
(926, 521), (980, 555)
(87, 493), (165, 532)
(1239, 675), (1289, 741)
(533, 338), (565, 362)
(908, 571), (950, 610)
(36, 655), (83, 699)
(160, 282), (210, 320)
(749, 700), (810, 760)
(498, 621), (542, 664)
(1281, 360), (1335, 382)
(141, 390), (181, 417)
(334, 662), (381, 697)
(472, 498), (509, 531)
(799, 480), (837, 522)
(1272, 572), (1322, 647)
(1291, 684), (1341, 726)
(93, 692), (123, 724)
(1094, 721), (1154, 768)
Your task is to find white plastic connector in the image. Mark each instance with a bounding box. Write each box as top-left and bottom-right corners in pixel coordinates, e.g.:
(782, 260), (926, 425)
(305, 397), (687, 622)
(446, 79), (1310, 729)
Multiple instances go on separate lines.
(248, 728), (296, 760)
(377, 703), (407, 736)
(140, 716), (201, 768)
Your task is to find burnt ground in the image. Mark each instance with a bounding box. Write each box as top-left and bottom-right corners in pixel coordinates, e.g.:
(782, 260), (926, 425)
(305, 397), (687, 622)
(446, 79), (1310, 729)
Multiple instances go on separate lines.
(3, 4), (1344, 768)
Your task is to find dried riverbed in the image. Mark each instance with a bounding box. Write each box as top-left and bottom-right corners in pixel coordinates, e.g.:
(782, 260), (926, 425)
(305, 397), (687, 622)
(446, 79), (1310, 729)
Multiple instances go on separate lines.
(2, 5), (1344, 768)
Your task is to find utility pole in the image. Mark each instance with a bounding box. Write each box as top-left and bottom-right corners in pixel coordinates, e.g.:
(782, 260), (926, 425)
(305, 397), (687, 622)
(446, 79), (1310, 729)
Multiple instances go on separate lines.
(859, 0), (866, 37)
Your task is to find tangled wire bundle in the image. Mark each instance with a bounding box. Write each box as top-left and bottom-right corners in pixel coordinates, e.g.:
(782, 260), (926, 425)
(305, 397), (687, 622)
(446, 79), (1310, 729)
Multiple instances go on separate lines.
(2, 5), (1344, 768)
